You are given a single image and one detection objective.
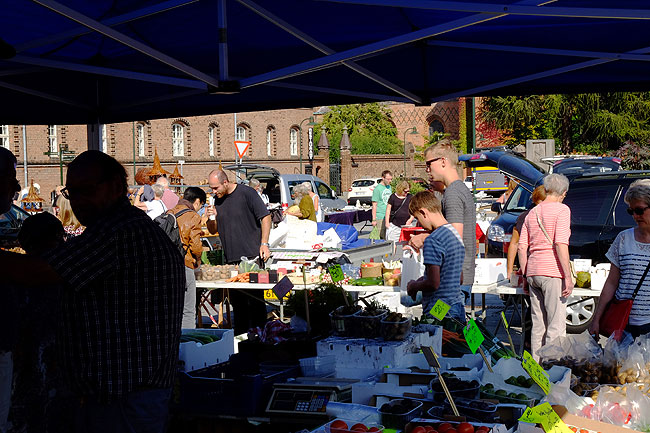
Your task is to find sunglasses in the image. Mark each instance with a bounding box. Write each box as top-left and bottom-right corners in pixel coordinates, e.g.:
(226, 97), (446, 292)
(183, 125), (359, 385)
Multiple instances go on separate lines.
(627, 206), (650, 216)
(425, 157), (443, 170)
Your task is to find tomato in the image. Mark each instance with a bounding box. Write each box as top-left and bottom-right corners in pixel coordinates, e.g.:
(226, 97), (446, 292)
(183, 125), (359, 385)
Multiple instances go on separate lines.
(368, 428), (381, 433)
(330, 420), (348, 433)
(457, 422), (474, 433)
(438, 423), (453, 433)
(424, 427), (437, 433)
(476, 428), (490, 433)
(351, 424), (367, 432)
(446, 429), (457, 433)
(411, 427), (427, 433)
(569, 428), (577, 433)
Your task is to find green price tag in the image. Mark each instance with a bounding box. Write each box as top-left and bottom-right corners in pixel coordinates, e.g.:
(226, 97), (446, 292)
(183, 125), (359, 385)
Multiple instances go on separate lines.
(429, 300), (450, 321)
(530, 403), (573, 433)
(462, 319), (485, 354)
(328, 264), (344, 283)
(519, 407), (542, 423)
(522, 350), (551, 395)
(501, 311), (509, 329)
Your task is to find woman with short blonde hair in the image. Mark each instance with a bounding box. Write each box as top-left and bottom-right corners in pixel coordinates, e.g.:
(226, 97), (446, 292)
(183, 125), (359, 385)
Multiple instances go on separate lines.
(57, 195), (85, 239)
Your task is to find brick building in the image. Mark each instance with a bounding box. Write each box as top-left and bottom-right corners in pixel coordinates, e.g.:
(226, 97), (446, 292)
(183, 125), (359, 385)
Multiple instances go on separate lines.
(3, 100), (464, 204)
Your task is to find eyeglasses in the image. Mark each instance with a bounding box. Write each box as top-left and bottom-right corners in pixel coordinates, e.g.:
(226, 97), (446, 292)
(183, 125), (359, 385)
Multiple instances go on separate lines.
(627, 206), (650, 216)
(425, 157), (443, 171)
(61, 184), (97, 199)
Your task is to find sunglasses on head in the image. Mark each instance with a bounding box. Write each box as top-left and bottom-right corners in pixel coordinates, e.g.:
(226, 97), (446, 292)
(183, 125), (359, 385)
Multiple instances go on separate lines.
(627, 206), (650, 216)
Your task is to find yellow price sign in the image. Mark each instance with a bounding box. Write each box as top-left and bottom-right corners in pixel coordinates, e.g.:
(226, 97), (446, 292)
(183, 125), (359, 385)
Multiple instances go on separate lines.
(430, 300), (450, 321)
(522, 350), (551, 395)
(462, 319), (485, 354)
(263, 289), (292, 300)
(520, 403), (573, 433)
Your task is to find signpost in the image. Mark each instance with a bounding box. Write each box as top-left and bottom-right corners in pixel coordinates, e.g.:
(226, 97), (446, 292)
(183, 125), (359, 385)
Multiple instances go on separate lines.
(308, 127), (314, 161)
(43, 145), (76, 184)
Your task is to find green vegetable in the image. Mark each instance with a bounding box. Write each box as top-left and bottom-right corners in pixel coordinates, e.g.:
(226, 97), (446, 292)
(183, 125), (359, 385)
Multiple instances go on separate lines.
(352, 277), (383, 286)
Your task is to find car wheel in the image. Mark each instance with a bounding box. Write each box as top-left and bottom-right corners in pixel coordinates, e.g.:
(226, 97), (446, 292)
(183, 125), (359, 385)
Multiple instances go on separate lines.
(566, 295), (598, 334)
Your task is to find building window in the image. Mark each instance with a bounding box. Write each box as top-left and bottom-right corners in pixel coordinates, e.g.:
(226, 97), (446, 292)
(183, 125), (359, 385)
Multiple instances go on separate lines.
(236, 123), (251, 156)
(137, 123), (145, 157)
(48, 125), (58, 156)
(0, 125), (9, 149)
(101, 124), (108, 153)
(289, 127), (298, 156)
(208, 125), (216, 157)
(428, 119), (445, 138)
(235, 126), (246, 141)
(172, 123), (184, 156)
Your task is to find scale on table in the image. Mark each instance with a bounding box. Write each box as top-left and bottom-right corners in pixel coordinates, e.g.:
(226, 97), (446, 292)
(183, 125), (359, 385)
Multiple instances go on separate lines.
(266, 377), (358, 416)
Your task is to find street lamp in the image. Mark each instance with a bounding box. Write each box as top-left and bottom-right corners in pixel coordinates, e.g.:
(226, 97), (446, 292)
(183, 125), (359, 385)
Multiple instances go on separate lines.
(299, 116), (318, 173)
(403, 126), (418, 178)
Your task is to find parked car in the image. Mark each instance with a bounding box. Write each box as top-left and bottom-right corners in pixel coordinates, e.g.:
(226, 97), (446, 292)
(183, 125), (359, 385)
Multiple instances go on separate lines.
(223, 164), (347, 210)
(463, 151), (649, 333)
(346, 177), (381, 205)
(542, 155), (622, 175)
(0, 204), (30, 248)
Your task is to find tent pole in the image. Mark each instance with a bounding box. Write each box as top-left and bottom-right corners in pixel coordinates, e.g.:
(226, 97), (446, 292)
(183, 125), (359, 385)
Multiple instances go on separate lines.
(22, 125), (28, 188)
(217, 0), (229, 81)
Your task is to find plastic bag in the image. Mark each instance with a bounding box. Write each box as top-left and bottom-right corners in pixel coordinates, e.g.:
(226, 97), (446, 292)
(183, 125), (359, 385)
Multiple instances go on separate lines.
(238, 257), (261, 273)
(399, 247), (425, 307)
(368, 224), (381, 240)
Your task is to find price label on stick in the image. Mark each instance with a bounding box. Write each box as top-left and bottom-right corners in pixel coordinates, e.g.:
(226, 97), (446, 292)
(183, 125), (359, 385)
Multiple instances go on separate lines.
(462, 319), (485, 354)
(430, 299), (450, 321)
(522, 350), (551, 395)
(272, 276), (294, 300)
(328, 264), (345, 283)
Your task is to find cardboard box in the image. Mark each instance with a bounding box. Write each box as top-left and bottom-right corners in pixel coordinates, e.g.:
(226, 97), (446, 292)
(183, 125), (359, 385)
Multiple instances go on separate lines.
(178, 329), (235, 372)
(361, 263), (383, 278)
(474, 258), (508, 284)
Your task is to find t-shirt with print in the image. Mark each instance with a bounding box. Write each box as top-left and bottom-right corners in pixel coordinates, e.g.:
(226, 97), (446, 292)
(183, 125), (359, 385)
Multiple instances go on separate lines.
(387, 193), (412, 226)
(214, 184), (270, 263)
(606, 228), (650, 326)
(442, 180), (476, 286)
(372, 183), (392, 221)
(422, 224), (465, 307)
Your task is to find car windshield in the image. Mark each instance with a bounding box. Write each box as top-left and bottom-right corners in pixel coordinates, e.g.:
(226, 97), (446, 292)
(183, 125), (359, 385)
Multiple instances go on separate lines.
(503, 185), (531, 212)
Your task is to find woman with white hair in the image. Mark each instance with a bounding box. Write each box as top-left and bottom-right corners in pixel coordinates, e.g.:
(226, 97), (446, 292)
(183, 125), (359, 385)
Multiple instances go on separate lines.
(302, 181), (323, 222)
(286, 184), (316, 221)
(518, 173), (573, 360)
(590, 179), (650, 338)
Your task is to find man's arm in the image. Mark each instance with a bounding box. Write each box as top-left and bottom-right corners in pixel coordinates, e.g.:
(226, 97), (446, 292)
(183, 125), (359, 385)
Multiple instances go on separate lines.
(371, 201), (378, 226)
(133, 186), (148, 211)
(407, 264), (440, 299)
(260, 214), (271, 261)
(0, 250), (62, 287)
(206, 204), (217, 234)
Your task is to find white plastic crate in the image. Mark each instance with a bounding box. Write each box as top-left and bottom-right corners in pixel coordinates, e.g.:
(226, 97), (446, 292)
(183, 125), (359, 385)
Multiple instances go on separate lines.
(178, 329), (235, 372)
(299, 355), (336, 377)
(474, 258), (508, 284)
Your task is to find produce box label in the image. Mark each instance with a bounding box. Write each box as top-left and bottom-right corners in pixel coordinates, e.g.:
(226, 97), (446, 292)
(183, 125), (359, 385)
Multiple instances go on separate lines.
(271, 276), (294, 300)
(264, 289), (293, 300)
(522, 350), (551, 395)
(430, 299), (450, 321)
(463, 319), (484, 354)
(328, 264), (345, 283)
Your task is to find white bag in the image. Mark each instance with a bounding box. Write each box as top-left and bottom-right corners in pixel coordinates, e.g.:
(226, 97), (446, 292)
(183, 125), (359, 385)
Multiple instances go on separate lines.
(400, 247), (425, 291)
(284, 218), (318, 250)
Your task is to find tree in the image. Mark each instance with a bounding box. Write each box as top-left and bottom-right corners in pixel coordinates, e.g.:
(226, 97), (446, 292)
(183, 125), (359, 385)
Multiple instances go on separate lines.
(313, 103), (402, 162)
(478, 93), (650, 155)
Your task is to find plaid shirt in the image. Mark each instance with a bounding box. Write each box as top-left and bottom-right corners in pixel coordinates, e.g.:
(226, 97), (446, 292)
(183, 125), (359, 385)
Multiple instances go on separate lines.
(47, 198), (185, 402)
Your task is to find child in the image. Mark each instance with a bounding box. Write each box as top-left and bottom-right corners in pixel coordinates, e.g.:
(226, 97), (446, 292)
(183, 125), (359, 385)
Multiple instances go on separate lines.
(406, 191), (466, 323)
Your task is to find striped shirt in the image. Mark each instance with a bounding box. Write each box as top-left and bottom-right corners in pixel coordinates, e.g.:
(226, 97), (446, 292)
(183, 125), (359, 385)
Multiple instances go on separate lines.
(422, 224), (465, 308)
(607, 228), (650, 326)
(518, 202), (571, 278)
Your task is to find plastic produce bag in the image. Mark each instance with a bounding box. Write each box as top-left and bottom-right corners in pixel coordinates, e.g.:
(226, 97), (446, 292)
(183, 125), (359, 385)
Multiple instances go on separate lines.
(399, 247), (425, 307)
(238, 257), (261, 273)
(538, 331), (602, 362)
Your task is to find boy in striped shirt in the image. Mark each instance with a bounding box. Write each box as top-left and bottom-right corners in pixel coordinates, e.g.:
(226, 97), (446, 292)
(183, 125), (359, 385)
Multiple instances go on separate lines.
(406, 191), (466, 323)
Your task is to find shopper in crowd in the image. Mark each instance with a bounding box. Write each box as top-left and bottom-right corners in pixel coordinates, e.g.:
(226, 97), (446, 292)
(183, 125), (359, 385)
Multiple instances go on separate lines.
(206, 169), (271, 335)
(518, 173), (573, 361)
(0, 150), (186, 433)
(168, 186), (206, 329)
(57, 194), (85, 240)
(302, 181), (323, 222)
(0, 147), (20, 433)
(406, 191), (466, 323)
(590, 179), (650, 338)
(286, 183), (317, 222)
(409, 139), (476, 300)
(497, 178), (517, 204)
(385, 180), (414, 243)
(155, 176), (179, 210)
(249, 178), (270, 207)
(371, 170), (393, 239)
(134, 183), (166, 219)
(506, 185), (547, 277)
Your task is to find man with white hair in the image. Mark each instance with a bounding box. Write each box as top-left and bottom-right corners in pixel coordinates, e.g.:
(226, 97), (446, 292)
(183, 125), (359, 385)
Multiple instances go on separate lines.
(155, 176), (179, 210)
(249, 178), (269, 207)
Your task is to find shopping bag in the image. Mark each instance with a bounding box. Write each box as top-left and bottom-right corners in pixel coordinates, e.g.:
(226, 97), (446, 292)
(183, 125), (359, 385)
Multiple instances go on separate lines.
(368, 224), (381, 240)
(599, 298), (634, 338)
(399, 248), (425, 306)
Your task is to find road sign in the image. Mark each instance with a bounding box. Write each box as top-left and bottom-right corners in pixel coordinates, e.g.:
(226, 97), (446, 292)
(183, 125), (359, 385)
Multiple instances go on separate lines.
(234, 141), (250, 158)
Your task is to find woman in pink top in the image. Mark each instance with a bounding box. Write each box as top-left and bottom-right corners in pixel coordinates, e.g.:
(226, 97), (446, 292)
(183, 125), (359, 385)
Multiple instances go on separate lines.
(518, 173), (573, 360)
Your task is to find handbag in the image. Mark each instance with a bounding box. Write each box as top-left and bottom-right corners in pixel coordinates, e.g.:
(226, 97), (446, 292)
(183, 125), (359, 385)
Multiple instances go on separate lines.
(535, 208), (577, 285)
(599, 259), (650, 337)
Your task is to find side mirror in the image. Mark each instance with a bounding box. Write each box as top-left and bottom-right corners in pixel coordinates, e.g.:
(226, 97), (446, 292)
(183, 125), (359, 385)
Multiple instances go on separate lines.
(491, 202), (502, 213)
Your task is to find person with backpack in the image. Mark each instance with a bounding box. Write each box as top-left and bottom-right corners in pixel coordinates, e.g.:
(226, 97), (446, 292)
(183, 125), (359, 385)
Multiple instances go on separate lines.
(167, 187), (207, 329)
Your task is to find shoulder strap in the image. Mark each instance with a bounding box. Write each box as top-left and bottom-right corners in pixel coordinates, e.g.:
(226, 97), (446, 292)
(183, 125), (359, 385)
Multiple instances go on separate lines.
(535, 207), (554, 245)
(174, 208), (192, 219)
(632, 258), (650, 298)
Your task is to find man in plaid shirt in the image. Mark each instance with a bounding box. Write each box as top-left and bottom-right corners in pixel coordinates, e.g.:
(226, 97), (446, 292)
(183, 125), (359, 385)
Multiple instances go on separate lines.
(1, 151), (185, 432)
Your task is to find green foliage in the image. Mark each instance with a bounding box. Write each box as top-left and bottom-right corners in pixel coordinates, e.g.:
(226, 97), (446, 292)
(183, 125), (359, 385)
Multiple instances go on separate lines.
(312, 103), (402, 162)
(285, 282), (353, 320)
(612, 141), (650, 170)
(390, 177), (427, 194)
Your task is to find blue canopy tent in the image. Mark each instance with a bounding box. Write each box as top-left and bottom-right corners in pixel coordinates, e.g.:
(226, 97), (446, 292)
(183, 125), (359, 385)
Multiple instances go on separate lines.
(2, 1), (650, 127)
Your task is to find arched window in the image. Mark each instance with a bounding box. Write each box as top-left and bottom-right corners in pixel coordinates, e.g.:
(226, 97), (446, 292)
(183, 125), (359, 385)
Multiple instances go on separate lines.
(137, 123), (145, 157)
(0, 125), (9, 149)
(266, 126), (276, 157)
(172, 123), (185, 156)
(428, 119), (445, 138)
(289, 127), (299, 156)
(208, 125), (215, 157)
(235, 125), (246, 141)
(236, 123), (251, 156)
(48, 125), (58, 156)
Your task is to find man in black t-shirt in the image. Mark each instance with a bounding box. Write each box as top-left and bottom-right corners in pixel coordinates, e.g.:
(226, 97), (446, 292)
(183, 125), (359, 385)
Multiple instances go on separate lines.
(206, 169), (271, 334)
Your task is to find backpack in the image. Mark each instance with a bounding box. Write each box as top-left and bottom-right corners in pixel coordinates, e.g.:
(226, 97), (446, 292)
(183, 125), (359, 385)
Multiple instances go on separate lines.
(154, 208), (192, 256)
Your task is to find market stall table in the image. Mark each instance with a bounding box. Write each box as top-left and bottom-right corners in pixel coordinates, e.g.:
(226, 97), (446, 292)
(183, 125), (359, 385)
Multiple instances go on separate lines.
(324, 209), (372, 228)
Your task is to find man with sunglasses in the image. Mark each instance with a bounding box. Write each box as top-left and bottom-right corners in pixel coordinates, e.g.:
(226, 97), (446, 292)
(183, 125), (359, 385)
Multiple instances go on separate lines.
(1, 150), (185, 433)
(409, 139), (476, 301)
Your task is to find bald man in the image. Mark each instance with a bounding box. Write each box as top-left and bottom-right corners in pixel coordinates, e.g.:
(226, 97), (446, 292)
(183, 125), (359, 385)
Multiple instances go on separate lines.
(0, 150), (185, 433)
(206, 169), (271, 334)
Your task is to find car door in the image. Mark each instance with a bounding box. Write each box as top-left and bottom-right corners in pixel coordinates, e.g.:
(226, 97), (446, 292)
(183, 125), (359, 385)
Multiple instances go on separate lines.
(315, 180), (345, 209)
(600, 182), (635, 259)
